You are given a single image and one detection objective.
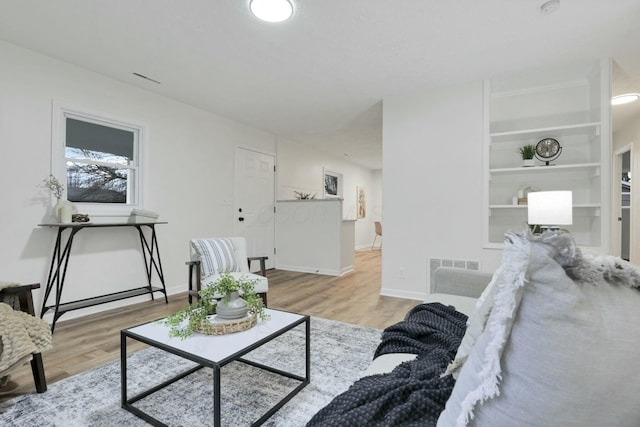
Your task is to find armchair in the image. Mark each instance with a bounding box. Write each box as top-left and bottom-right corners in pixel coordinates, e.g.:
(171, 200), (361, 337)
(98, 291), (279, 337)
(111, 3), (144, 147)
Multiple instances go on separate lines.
(187, 237), (268, 305)
(0, 282), (51, 394)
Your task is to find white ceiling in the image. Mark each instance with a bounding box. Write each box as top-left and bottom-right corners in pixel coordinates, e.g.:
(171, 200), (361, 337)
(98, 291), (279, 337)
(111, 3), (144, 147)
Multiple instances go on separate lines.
(1, 0), (639, 170)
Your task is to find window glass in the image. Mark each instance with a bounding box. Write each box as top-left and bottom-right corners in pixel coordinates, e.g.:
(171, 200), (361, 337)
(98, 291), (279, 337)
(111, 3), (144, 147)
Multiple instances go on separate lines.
(61, 112), (141, 209)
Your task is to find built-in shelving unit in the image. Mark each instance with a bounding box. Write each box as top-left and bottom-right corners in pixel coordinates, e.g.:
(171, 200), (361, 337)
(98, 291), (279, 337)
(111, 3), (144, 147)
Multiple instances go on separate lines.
(483, 60), (611, 250)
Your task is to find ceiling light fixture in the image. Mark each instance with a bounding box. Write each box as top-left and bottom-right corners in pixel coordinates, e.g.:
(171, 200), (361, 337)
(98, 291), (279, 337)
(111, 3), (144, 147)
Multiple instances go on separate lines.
(611, 93), (640, 106)
(540, 0), (560, 14)
(250, 0), (293, 23)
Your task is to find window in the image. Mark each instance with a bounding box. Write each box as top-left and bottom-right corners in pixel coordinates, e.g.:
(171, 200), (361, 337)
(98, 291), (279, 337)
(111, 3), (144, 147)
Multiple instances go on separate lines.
(54, 106), (143, 215)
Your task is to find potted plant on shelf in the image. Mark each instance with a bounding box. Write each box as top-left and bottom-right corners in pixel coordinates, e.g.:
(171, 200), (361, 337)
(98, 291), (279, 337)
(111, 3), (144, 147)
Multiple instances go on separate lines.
(518, 144), (536, 167)
(293, 191), (316, 199)
(163, 273), (268, 339)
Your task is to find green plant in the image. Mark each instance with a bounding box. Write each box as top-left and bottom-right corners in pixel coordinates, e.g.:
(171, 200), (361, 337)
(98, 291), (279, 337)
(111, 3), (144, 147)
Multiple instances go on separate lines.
(163, 273), (269, 339)
(41, 174), (64, 199)
(293, 191), (316, 199)
(518, 144), (536, 160)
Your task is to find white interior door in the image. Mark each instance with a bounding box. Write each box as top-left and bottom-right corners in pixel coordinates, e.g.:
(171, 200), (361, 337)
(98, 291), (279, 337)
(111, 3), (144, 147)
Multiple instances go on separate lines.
(234, 147), (275, 270)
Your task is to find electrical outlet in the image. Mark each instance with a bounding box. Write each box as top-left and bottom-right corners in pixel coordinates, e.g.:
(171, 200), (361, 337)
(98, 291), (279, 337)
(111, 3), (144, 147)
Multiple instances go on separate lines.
(399, 267), (406, 279)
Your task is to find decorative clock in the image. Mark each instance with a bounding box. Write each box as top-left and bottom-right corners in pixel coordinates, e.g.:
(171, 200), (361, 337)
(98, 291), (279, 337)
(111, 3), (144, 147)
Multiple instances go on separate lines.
(535, 138), (562, 166)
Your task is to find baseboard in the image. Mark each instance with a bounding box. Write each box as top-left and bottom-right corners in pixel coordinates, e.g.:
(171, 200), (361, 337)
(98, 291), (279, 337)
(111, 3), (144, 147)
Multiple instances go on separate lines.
(355, 244), (374, 250)
(340, 265), (354, 275)
(379, 287), (425, 301)
(40, 284), (185, 324)
(275, 264), (349, 276)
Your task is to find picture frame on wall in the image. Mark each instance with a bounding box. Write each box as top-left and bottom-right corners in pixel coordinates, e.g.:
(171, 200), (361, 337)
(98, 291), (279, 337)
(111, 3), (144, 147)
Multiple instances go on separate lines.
(323, 168), (342, 198)
(357, 186), (366, 219)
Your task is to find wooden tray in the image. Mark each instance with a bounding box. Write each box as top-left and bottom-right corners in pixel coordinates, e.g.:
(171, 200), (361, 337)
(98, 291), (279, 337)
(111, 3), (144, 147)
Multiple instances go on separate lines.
(197, 313), (257, 335)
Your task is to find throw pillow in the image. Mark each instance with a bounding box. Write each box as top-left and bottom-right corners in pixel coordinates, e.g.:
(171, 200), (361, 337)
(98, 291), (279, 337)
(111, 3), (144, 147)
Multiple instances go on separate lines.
(443, 265), (502, 378)
(437, 230), (640, 427)
(190, 238), (238, 278)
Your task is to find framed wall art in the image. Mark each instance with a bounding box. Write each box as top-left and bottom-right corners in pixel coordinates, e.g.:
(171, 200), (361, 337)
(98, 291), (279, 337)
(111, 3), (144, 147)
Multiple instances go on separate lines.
(323, 168), (342, 198)
(357, 186), (366, 219)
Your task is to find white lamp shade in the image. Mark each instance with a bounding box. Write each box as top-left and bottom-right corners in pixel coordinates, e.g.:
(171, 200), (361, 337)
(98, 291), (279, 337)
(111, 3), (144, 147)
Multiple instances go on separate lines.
(527, 191), (573, 225)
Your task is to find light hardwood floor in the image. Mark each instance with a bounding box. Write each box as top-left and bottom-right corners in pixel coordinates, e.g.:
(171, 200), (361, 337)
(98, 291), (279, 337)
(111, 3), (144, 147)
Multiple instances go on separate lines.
(1, 250), (419, 400)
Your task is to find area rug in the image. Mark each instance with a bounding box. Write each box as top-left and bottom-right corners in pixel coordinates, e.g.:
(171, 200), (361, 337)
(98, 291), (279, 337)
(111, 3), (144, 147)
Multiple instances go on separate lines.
(0, 317), (382, 426)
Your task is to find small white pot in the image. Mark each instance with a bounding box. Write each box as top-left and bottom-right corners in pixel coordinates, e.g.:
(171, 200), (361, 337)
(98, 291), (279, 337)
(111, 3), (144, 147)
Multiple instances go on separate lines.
(54, 198), (74, 223)
(523, 159), (535, 167)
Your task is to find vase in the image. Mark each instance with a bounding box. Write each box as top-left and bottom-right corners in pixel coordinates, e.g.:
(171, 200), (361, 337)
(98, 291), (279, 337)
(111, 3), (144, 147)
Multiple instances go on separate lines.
(523, 159), (535, 167)
(215, 291), (248, 320)
(54, 198), (73, 223)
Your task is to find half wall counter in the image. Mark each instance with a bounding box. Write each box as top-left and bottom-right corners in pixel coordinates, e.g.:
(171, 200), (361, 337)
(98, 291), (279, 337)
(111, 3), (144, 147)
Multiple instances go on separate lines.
(275, 199), (355, 276)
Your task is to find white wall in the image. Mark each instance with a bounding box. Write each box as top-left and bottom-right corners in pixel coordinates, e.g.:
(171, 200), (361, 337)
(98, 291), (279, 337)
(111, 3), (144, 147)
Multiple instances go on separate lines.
(0, 40), (276, 321)
(276, 137), (380, 249)
(382, 81), (503, 300)
(371, 169), (383, 222)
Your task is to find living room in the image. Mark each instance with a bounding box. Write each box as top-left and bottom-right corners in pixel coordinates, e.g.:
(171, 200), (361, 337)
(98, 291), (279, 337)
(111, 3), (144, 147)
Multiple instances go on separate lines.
(2, 0), (640, 425)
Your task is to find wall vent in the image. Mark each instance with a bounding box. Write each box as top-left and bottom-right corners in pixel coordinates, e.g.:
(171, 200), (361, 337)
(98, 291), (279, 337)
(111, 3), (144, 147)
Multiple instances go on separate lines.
(428, 258), (481, 290)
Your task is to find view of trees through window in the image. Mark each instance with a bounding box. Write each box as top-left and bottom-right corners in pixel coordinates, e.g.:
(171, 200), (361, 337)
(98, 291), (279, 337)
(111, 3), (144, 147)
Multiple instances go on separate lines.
(66, 147), (129, 203)
(63, 116), (138, 205)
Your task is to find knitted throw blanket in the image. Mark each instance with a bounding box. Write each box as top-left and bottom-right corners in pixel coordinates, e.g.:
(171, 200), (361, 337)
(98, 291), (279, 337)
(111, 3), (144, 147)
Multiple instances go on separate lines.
(0, 303), (52, 376)
(307, 303), (467, 427)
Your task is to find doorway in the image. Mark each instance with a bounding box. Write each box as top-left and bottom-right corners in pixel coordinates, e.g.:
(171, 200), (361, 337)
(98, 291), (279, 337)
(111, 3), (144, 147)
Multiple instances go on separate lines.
(613, 147), (632, 260)
(621, 150), (631, 260)
(234, 147), (276, 270)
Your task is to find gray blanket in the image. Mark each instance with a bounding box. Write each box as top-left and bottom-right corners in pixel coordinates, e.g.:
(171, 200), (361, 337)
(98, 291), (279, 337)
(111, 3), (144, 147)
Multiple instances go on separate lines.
(307, 303), (467, 427)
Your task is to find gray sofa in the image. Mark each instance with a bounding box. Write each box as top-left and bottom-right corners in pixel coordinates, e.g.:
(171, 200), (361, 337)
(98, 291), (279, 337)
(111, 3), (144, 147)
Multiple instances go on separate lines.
(312, 232), (640, 427)
(364, 267), (493, 376)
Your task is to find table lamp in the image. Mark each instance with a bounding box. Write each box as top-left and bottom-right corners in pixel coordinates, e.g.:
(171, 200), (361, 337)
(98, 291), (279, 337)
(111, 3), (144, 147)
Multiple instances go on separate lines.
(527, 191), (573, 230)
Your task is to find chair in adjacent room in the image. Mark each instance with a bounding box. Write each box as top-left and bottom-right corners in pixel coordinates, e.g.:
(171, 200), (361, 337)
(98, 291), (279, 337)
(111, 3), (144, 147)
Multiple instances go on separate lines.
(371, 221), (382, 250)
(0, 282), (52, 394)
(186, 237), (269, 305)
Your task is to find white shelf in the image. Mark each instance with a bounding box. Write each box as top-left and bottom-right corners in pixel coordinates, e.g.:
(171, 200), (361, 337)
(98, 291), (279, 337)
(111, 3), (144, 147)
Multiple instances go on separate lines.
(483, 60), (610, 250)
(490, 122), (601, 140)
(489, 203), (601, 209)
(490, 163), (601, 174)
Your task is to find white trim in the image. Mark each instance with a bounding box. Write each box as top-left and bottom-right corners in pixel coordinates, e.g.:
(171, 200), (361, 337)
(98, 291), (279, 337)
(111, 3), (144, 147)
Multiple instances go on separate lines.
(51, 100), (146, 217)
(613, 143), (634, 260)
(323, 167), (343, 199)
(274, 264), (352, 277)
(379, 287), (425, 301)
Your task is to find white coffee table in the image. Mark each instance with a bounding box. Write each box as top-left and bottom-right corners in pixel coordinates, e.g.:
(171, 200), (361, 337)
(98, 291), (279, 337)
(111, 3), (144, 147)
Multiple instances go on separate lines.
(120, 308), (310, 426)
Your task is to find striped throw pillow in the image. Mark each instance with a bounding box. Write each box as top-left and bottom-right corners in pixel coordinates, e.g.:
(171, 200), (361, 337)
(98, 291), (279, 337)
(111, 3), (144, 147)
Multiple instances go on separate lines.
(191, 238), (239, 277)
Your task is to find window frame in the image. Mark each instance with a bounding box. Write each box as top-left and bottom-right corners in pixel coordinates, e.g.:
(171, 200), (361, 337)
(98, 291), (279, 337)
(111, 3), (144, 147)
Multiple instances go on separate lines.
(52, 102), (144, 217)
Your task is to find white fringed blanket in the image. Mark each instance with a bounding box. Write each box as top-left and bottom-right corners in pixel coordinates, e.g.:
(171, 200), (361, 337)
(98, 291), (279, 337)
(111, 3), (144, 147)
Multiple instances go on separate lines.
(0, 303), (51, 376)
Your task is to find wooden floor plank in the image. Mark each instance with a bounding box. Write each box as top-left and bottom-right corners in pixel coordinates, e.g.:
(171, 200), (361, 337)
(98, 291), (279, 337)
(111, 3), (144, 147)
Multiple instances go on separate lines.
(0, 250), (419, 400)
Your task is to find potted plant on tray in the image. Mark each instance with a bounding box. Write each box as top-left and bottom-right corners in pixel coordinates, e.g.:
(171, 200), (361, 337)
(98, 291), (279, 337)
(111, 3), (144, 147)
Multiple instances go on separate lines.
(163, 273), (268, 338)
(518, 144), (536, 167)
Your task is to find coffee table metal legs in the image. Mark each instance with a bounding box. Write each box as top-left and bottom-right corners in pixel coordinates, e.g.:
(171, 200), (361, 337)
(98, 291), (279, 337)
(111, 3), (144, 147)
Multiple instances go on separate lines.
(214, 365), (221, 427)
(121, 318), (310, 426)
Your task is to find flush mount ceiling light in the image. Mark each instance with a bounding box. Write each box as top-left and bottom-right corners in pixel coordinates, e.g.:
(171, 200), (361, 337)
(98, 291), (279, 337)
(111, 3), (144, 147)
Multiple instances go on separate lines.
(540, 0), (560, 14)
(250, 0), (293, 22)
(611, 93), (640, 106)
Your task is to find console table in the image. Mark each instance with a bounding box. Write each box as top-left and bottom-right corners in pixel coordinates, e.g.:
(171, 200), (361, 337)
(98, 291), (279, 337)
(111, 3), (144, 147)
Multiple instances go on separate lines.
(38, 222), (169, 332)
